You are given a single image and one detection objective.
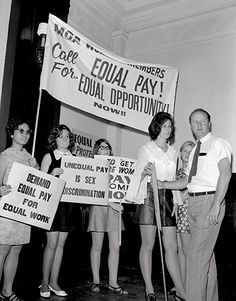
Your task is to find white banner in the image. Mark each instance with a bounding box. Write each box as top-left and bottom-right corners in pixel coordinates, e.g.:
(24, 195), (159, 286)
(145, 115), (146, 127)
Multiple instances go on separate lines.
(60, 156), (109, 205)
(95, 155), (137, 203)
(40, 14), (178, 132)
(0, 163), (65, 230)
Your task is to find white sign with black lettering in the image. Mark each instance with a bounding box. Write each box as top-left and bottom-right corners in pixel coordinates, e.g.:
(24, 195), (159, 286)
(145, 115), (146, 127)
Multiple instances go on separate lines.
(0, 162), (65, 230)
(95, 155), (136, 203)
(60, 156), (109, 205)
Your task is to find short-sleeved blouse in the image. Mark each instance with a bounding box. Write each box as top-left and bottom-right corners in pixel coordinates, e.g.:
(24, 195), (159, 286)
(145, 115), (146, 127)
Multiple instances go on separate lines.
(126, 141), (179, 203)
(0, 147), (32, 244)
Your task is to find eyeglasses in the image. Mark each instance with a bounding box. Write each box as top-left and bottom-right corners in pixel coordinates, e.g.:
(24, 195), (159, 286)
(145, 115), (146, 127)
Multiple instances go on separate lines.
(16, 128), (32, 135)
(99, 146), (110, 151)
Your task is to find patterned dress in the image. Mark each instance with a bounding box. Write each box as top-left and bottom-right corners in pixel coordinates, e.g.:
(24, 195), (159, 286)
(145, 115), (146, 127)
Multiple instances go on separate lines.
(176, 167), (190, 234)
(0, 147), (32, 244)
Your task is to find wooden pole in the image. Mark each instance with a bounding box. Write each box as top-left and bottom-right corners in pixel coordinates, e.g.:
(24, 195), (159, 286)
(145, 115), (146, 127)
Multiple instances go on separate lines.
(152, 165), (168, 301)
(32, 89), (42, 157)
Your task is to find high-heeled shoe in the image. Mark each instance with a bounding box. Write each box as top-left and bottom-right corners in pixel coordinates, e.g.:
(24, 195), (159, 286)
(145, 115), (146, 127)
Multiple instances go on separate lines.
(48, 285), (68, 297)
(39, 285), (50, 299)
(145, 292), (156, 301)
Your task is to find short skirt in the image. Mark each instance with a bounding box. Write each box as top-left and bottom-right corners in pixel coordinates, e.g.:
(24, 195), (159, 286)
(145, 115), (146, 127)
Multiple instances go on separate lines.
(87, 205), (124, 232)
(177, 199), (190, 234)
(50, 202), (82, 232)
(134, 184), (176, 227)
(0, 216), (30, 245)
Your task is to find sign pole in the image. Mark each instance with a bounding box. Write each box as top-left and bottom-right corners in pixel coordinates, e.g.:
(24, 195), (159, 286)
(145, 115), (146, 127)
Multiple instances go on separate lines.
(152, 165), (168, 301)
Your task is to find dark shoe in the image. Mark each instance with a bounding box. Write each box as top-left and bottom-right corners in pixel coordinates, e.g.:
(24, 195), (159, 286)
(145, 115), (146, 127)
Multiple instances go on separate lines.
(0, 292), (24, 301)
(89, 283), (100, 293)
(175, 295), (186, 301)
(107, 284), (128, 295)
(145, 292), (156, 301)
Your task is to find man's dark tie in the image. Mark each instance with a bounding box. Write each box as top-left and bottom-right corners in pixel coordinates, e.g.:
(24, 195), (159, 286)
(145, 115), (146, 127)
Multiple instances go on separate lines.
(188, 140), (201, 183)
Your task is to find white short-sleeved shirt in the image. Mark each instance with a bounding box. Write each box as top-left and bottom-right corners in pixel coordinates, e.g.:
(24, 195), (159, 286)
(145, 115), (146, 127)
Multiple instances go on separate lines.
(126, 141), (180, 203)
(186, 133), (232, 192)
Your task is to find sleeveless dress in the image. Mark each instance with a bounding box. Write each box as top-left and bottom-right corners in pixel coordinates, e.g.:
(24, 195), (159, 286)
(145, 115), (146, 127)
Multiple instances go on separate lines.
(0, 147), (32, 244)
(48, 150), (81, 232)
(176, 167), (190, 234)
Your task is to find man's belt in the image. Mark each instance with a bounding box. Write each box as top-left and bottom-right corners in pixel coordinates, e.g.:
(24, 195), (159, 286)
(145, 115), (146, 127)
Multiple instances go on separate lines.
(189, 191), (215, 196)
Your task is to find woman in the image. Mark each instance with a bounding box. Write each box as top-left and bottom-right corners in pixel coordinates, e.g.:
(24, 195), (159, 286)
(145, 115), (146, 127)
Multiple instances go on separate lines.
(87, 139), (128, 295)
(126, 112), (185, 301)
(176, 141), (195, 288)
(39, 124), (78, 298)
(0, 117), (38, 301)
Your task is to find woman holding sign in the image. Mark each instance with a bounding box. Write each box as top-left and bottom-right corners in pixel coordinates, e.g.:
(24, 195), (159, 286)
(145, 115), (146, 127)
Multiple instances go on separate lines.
(39, 124), (77, 298)
(87, 139), (128, 295)
(0, 117), (38, 301)
(126, 112), (185, 301)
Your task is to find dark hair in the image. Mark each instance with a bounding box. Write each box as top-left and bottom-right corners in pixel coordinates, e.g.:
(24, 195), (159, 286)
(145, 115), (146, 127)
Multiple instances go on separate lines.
(148, 112), (175, 144)
(6, 117), (31, 136)
(47, 124), (74, 151)
(180, 140), (195, 152)
(189, 108), (211, 123)
(92, 138), (113, 158)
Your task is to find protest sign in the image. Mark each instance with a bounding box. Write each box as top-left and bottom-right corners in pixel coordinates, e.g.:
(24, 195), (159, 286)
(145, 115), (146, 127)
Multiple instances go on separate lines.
(60, 156), (109, 205)
(95, 155), (136, 203)
(0, 162), (65, 230)
(72, 128), (98, 158)
(40, 14), (178, 132)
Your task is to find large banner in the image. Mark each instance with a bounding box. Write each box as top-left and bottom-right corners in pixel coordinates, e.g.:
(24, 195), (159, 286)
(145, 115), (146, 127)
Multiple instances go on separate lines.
(0, 163), (65, 230)
(40, 14), (178, 132)
(95, 155), (137, 203)
(60, 156), (109, 205)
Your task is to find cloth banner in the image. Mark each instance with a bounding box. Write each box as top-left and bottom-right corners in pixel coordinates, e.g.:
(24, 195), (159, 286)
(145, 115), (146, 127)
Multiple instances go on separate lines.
(95, 155), (137, 203)
(40, 14), (178, 132)
(0, 163), (65, 230)
(60, 155), (109, 205)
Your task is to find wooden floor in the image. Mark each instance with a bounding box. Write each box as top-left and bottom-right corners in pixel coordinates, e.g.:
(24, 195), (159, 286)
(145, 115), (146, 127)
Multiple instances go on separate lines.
(8, 213), (236, 301)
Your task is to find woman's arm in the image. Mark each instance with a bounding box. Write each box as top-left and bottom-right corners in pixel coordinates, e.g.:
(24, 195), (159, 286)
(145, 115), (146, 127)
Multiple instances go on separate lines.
(0, 155), (11, 196)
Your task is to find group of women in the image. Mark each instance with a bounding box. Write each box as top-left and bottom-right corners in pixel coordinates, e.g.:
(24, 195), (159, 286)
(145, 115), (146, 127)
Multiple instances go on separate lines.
(0, 112), (195, 301)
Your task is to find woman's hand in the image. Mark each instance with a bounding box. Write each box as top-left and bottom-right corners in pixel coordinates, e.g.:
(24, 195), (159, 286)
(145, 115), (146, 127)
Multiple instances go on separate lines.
(51, 168), (64, 177)
(0, 184), (12, 197)
(171, 203), (178, 219)
(29, 158), (40, 169)
(109, 202), (123, 212)
(141, 162), (153, 180)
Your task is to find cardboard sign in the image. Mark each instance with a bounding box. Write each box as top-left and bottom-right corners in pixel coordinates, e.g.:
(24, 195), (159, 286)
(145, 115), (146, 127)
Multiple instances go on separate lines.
(60, 156), (109, 205)
(72, 128), (98, 158)
(0, 162), (65, 230)
(95, 155), (136, 203)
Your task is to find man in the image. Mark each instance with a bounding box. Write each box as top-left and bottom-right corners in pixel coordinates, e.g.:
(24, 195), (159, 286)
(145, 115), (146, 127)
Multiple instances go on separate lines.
(161, 108), (232, 301)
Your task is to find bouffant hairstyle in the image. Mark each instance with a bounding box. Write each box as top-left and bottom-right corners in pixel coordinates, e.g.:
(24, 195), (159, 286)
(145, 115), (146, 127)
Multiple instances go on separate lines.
(6, 117), (31, 136)
(148, 112), (175, 144)
(47, 124), (74, 151)
(92, 138), (113, 158)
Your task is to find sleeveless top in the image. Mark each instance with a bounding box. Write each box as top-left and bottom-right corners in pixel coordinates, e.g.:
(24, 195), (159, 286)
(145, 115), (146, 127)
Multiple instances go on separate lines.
(48, 150), (81, 232)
